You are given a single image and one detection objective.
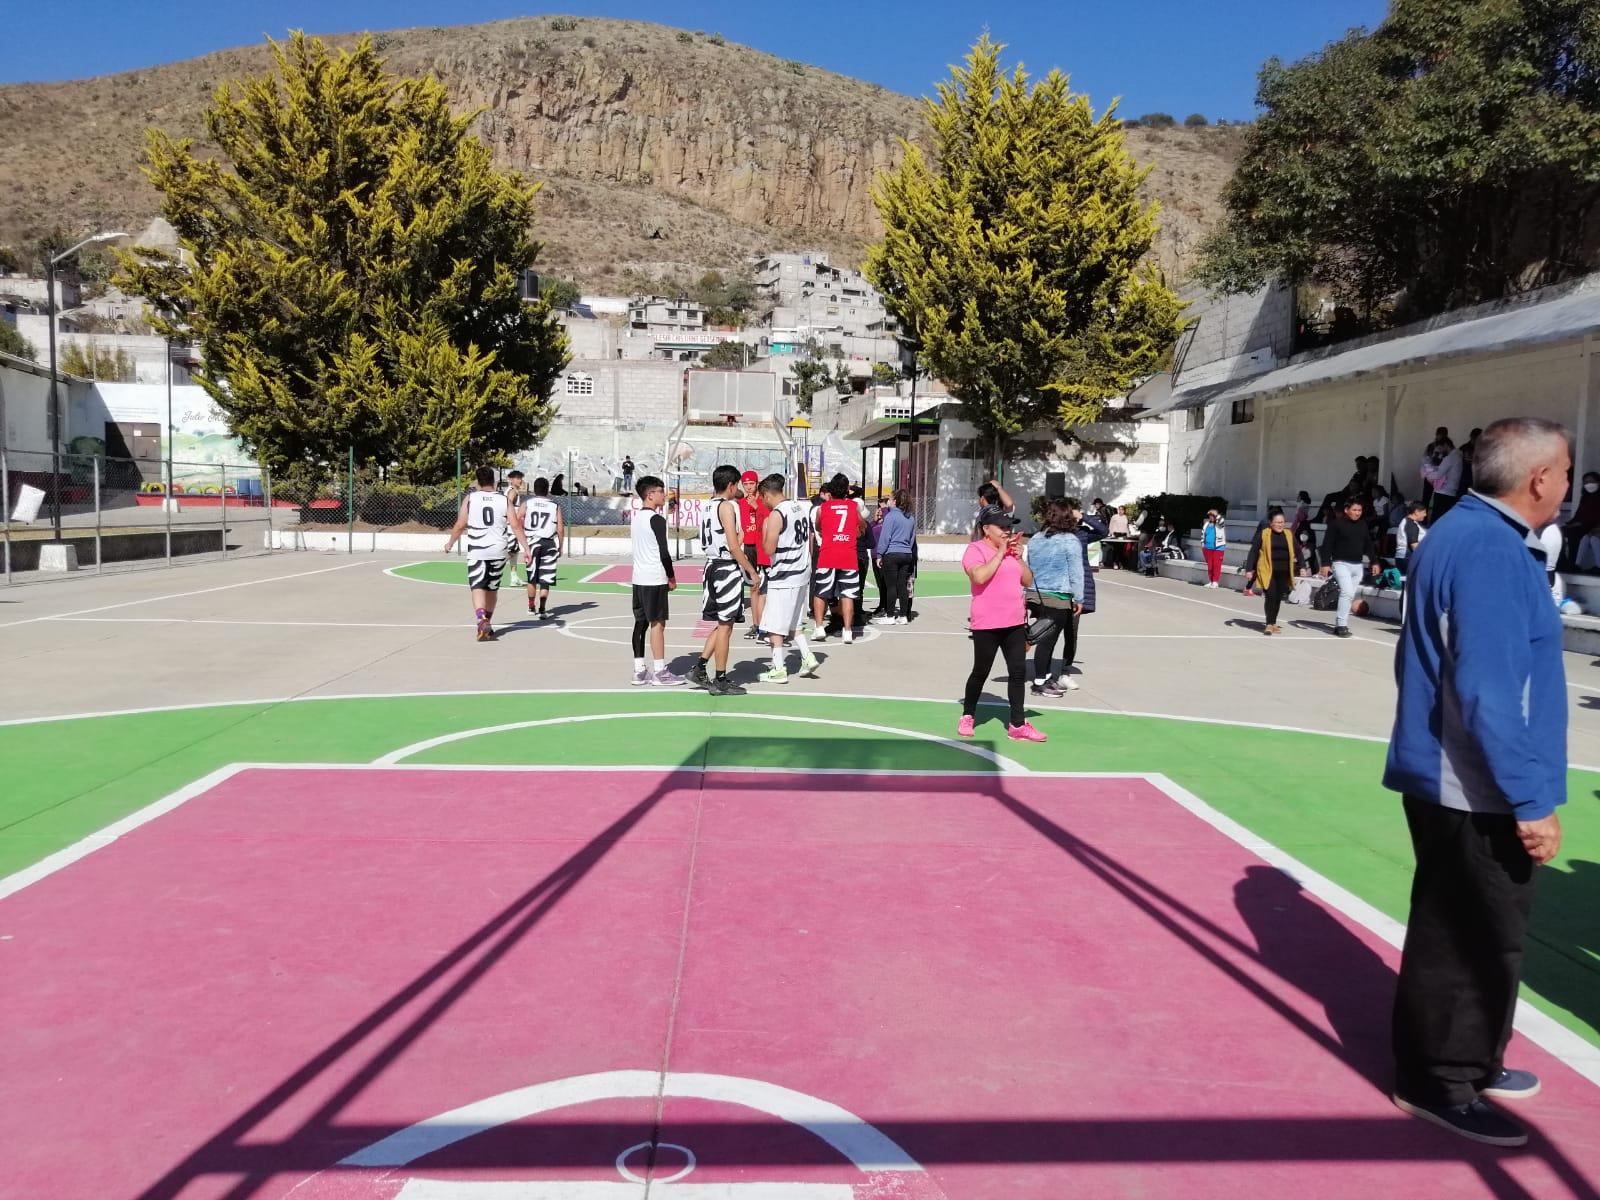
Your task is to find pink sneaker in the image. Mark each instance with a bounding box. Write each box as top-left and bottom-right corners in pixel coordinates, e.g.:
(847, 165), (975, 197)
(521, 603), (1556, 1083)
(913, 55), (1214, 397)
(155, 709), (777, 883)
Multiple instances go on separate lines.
(1007, 721), (1048, 743)
(956, 714), (976, 738)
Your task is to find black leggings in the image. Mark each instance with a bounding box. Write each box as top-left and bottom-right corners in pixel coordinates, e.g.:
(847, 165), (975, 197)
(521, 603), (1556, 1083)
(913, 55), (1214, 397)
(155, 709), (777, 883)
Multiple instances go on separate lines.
(1031, 608), (1078, 680)
(964, 624), (1027, 725)
(1262, 579), (1292, 626)
(632, 618), (648, 658)
(880, 553), (915, 618)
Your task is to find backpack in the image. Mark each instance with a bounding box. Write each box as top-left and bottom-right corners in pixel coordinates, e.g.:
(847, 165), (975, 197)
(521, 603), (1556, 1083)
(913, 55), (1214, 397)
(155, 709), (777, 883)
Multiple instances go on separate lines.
(1377, 567), (1403, 591)
(1312, 577), (1342, 611)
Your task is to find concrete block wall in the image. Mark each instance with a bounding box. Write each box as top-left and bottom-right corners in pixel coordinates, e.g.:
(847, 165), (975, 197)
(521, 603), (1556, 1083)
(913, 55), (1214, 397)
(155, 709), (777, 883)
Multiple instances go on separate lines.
(554, 360), (684, 426)
(1176, 280), (1295, 375)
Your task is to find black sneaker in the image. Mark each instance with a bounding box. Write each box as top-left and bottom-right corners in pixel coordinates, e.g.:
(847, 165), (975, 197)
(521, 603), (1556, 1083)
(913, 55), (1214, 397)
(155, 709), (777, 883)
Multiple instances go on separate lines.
(1480, 1068), (1541, 1101)
(708, 675), (746, 697)
(1336, 626), (1353, 638)
(1392, 1095), (1528, 1147)
(687, 661), (710, 688)
(744, 626), (764, 641)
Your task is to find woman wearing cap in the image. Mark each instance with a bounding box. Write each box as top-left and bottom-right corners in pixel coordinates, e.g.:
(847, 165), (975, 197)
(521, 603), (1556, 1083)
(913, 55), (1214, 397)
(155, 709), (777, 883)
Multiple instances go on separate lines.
(959, 508), (1047, 743)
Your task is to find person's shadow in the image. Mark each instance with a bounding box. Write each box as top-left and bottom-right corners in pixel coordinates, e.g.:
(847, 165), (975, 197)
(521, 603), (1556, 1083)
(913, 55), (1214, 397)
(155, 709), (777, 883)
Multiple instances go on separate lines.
(1234, 865), (1394, 1091)
(1523, 855), (1600, 1044)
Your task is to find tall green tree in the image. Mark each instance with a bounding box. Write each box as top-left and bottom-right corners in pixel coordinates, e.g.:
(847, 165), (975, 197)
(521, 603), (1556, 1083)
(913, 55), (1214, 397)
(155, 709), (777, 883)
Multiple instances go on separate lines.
(0, 321), (34, 362)
(867, 36), (1183, 470)
(117, 33), (568, 486)
(1197, 0), (1600, 322)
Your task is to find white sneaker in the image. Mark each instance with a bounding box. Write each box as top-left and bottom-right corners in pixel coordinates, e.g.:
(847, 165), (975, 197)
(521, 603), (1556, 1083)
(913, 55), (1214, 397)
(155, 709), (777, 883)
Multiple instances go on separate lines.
(1058, 675), (1081, 691)
(842, 629), (855, 644)
(894, 615), (909, 625)
(872, 614), (896, 625)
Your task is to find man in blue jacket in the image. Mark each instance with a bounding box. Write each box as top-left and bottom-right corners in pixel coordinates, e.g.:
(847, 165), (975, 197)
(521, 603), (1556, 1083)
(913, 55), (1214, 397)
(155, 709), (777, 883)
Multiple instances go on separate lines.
(1385, 417), (1570, 1147)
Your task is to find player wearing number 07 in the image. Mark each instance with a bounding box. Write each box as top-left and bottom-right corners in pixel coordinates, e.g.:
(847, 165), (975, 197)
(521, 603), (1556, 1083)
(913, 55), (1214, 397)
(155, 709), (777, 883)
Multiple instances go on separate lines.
(756, 474), (820, 684)
(444, 466), (530, 642)
(811, 473), (867, 645)
(513, 476), (564, 619)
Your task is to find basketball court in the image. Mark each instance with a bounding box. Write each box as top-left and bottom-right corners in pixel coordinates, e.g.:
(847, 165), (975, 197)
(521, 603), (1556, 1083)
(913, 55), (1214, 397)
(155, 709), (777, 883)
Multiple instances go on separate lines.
(2, 552), (1599, 1198)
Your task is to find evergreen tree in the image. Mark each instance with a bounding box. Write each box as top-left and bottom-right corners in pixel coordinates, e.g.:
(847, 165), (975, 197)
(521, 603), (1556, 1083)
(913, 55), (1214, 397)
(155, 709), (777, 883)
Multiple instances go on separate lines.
(867, 36), (1182, 470)
(1197, 0), (1600, 322)
(116, 33), (567, 486)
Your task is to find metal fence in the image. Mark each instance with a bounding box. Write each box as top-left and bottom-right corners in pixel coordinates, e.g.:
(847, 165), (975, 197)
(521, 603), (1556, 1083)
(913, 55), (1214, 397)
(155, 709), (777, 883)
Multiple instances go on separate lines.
(1, 444), (274, 581)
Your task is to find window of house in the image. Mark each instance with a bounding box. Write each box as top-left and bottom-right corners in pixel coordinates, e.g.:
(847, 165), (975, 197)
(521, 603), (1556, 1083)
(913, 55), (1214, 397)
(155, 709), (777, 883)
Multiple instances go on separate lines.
(565, 373), (594, 396)
(1186, 406), (1205, 432)
(1230, 398), (1255, 425)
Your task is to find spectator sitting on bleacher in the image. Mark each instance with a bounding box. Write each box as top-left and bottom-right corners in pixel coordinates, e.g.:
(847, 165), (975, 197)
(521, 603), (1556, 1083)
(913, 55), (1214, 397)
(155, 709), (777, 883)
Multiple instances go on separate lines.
(1291, 491), (1312, 535)
(1563, 470), (1600, 570)
(1139, 518), (1182, 576)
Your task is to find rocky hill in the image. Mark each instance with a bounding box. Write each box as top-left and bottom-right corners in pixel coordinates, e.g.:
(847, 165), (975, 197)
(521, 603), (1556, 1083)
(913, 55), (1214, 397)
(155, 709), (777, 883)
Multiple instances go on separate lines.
(0, 16), (1244, 291)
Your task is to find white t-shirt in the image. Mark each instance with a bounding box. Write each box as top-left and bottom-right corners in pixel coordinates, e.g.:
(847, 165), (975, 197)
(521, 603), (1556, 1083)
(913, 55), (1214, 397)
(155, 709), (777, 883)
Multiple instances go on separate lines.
(632, 509), (670, 586)
(463, 491), (509, 561)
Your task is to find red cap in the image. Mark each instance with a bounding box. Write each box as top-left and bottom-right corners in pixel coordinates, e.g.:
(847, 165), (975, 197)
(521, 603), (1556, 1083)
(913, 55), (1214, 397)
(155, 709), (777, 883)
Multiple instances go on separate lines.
(740, 470), (759, 485)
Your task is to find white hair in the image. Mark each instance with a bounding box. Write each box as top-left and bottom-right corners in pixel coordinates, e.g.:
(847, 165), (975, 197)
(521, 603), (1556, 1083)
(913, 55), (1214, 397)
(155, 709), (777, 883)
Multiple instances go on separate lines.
(1471, 418), (1572, 497)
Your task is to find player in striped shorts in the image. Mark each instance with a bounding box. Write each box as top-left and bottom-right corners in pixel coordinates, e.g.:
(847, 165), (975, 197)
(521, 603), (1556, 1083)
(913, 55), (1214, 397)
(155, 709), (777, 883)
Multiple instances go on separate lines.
(686, 465), (757, 696)
(515, 476), (564, 619)
(445, 466), (530, 641)
(810, 473), (867, 645)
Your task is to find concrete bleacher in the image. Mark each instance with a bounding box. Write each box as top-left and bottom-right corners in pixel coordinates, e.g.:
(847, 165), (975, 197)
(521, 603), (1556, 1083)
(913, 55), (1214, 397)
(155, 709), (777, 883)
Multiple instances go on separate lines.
(1153, 537), (1600, 655)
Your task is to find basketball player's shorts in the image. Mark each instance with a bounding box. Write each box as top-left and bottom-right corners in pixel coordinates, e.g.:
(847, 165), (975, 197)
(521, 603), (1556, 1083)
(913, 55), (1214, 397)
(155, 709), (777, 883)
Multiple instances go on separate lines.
(812, 566), (861, 601)
(632, 583), (670, 624)
(528, 537), (560, 586)
(761, 585), (808, 635)
(701, 559), (746, 623)
(467, 557), (506, 592)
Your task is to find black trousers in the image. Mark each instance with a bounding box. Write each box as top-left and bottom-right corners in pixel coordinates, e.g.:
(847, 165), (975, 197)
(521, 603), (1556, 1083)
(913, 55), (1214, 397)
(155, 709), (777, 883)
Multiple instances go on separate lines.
(880, 552), (915, 618)
(1393, 796), (1537, 1106)
(1030, 607), (1077, 680)
(1261, 578), (1292, 626)
(964, 624), (1027, 725)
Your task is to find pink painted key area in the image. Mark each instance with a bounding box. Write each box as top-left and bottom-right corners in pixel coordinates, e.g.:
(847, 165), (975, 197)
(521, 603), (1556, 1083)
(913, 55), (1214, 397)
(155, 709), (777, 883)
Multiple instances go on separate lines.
(2, 767), (1598, 1199)
(587, 563), (706, 586)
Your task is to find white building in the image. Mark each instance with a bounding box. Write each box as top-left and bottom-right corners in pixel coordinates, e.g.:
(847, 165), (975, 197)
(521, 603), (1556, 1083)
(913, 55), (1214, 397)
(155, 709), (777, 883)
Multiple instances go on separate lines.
(1143, 274), (1600, 522)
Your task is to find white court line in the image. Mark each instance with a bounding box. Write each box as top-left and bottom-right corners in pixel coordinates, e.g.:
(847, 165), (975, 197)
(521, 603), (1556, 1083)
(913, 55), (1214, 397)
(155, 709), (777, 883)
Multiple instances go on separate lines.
(1144, 772), (1600, 1087)
(372, 710), (1030, 774)
(0, 560), (376, 629)
(57, 617), (464, 630)
(2, 756), (1594, 1090)
(3, 686), (1597, 773)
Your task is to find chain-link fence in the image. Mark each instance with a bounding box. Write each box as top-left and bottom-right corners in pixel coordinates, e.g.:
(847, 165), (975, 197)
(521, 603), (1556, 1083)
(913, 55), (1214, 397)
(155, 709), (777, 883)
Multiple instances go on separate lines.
(1, 444), (274, 581)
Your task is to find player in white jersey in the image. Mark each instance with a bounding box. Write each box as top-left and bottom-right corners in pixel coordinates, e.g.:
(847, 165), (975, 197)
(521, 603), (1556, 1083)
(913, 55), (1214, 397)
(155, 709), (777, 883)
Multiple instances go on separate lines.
(445, 466), (530, 641)
(686, 464), (756, 696)
(502, 470), (528, 588)
(627, 474), (685, 687)
(514, 476), (564, 619)
(755, 474), (820, 684)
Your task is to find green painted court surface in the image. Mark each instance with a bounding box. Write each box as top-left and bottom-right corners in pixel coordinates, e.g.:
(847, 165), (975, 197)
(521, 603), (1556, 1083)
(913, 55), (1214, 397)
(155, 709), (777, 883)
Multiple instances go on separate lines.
(387, 557), (977, 597)
(4, 688), (1598, 1051)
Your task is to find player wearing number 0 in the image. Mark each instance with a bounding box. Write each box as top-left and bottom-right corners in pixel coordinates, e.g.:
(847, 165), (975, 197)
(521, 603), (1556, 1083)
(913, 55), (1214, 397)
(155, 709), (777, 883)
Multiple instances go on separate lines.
(445, 466), (530, 641)
(687, 465), (757, 696)
(629, 475), (685, 686)
(515, 476), (564, 619)
(756, 474), (820, 684)
(811, 473), (867, 645)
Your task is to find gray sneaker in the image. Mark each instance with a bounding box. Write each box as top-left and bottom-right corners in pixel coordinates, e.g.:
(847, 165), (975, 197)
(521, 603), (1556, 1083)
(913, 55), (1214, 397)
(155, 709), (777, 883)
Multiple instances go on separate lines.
(630, 667), (650, 686)
(650, 668), (686, 687)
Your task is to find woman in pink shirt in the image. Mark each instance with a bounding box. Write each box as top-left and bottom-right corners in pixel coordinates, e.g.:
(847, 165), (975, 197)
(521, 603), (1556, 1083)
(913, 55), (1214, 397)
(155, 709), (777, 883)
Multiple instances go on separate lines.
(958, 508), (1047, 743)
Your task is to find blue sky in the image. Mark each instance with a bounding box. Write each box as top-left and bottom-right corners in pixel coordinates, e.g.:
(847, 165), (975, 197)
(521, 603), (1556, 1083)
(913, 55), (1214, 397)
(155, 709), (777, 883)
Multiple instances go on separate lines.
(0, 1), (1390, 120)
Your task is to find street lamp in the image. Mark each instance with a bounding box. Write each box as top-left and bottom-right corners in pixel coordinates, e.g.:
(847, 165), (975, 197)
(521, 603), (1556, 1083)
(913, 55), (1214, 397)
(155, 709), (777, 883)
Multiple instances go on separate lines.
(46, 230), (127, 542)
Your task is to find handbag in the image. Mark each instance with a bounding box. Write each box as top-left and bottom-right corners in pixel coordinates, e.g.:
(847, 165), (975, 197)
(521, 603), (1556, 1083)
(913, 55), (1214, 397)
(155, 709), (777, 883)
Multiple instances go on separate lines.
(1287, 576), (1316, 606)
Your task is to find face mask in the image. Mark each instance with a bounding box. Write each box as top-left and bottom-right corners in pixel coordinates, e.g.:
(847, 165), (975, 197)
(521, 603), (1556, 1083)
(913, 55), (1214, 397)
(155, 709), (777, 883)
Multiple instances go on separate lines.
(1586, 482), (1598, 494)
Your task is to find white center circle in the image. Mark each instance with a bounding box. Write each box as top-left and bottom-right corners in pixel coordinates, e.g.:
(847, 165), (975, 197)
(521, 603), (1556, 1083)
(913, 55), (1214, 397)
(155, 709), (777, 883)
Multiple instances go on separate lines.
(615, 1140), (696, 1183)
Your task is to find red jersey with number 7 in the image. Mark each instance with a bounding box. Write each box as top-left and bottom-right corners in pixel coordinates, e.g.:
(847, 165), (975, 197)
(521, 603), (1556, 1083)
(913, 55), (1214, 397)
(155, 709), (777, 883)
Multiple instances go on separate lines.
(816, 498), (861, 569)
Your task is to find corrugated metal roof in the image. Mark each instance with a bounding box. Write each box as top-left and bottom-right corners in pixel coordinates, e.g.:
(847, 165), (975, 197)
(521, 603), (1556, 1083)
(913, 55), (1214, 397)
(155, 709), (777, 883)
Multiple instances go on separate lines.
(1145, 273), (1600, 416)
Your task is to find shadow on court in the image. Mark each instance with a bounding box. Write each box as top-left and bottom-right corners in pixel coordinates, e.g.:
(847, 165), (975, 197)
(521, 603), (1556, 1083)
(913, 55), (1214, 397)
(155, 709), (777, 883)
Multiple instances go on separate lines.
(123, 741), (1597, 1200)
